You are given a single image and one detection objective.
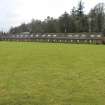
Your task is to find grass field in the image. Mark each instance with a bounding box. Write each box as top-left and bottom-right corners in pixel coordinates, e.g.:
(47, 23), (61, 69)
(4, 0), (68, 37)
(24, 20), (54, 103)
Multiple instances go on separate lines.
(0, 42), (105, 105)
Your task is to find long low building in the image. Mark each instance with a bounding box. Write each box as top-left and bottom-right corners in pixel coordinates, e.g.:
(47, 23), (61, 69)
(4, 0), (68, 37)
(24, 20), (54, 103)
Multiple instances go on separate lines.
(0, 34), (105, 44)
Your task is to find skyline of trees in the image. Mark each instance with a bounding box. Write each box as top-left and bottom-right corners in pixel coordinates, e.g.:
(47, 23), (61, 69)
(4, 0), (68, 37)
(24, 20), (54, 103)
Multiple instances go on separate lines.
(9, 1), (105, 34)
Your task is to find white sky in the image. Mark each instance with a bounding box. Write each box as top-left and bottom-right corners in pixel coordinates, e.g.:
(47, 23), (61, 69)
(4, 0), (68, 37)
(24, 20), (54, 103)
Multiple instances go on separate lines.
(0, 0), (105, 31)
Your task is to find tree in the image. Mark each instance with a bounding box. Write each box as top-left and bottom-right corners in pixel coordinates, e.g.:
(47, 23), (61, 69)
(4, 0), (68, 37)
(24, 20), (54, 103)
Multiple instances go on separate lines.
(9, 1), (105, 34)
(59, 11), (70, 33)
(76, 0), (86, 32)
(89, 3), (105, 33)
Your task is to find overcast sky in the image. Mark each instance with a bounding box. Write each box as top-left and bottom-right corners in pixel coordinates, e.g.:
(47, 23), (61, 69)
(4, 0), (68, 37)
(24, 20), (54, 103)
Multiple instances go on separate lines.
(0, 0), (105, 31)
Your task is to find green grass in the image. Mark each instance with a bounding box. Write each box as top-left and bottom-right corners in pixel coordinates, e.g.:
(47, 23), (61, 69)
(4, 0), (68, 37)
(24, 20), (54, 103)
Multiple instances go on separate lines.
(0, 42), (105, 105)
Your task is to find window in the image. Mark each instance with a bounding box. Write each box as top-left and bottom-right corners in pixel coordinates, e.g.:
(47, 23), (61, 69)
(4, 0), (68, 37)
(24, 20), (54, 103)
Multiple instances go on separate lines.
(53, 35), (56, 37)
(75, 35), (79, 37)
(97, 35), (101, 37)
(68, 35), (72, 37)
(25, 35), (28, 37)
(30, 35), (33, 37)
(90, 35), (95, 37)
(81, 34), (86, 37)
(42, 35), (46, 37)
(77, 40), (79, 42)
(36, 35), (39, 37)
(21, 35), (23, 37)
(48, 35), (51, 37)
(16, 35), (19, 38)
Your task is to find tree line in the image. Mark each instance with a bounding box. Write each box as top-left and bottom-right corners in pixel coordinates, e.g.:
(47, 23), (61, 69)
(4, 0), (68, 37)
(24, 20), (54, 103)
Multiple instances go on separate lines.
(9, 1), (105, 34)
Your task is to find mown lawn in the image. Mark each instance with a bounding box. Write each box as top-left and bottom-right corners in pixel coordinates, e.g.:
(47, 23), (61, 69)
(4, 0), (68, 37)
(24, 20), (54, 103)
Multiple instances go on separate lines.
(0, 42), (105, 105)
